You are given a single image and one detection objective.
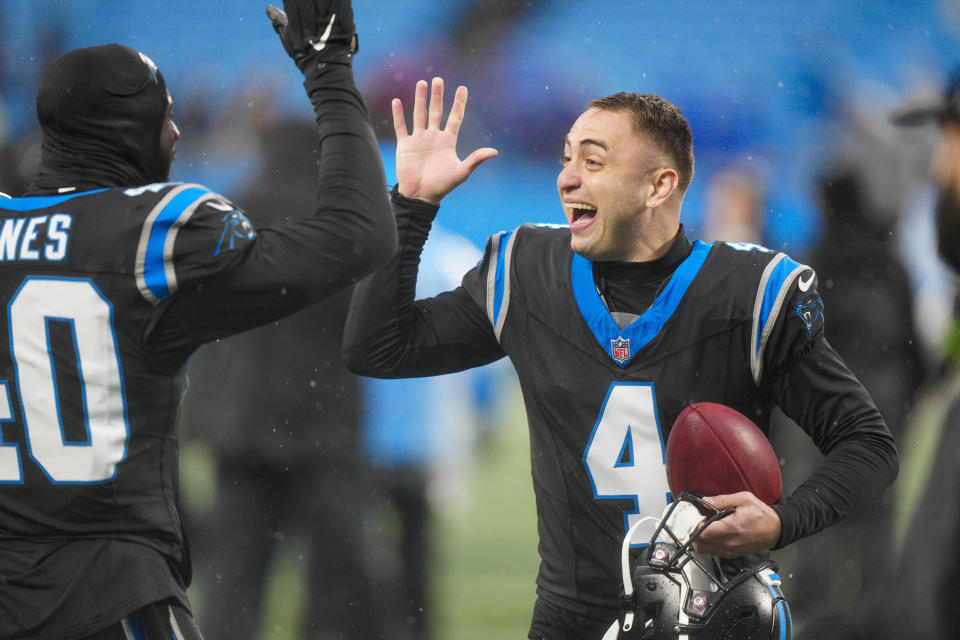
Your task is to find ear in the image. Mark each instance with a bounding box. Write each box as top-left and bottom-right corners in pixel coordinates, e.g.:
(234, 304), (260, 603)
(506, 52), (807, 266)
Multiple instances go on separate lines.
(935, 121), (960, 191)
(646, 168), (679, 209)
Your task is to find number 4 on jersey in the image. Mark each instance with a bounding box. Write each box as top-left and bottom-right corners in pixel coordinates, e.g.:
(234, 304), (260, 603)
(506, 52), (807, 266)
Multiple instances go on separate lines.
(583, 382), (671, 545)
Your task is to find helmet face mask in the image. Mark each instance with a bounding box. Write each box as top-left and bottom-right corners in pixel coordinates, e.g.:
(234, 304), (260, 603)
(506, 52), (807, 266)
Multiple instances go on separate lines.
(610, 492), (792, 640)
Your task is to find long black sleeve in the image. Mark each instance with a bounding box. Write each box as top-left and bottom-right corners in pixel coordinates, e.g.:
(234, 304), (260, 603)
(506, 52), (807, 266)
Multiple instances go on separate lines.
(144, 63), (395, 357)
(770, 337), (900, 548)
(342, 189), (505, 378)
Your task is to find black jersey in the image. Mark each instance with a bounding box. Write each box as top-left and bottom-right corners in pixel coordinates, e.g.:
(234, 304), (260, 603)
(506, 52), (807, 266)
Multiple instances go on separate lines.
(0, 179), (389, 639)
(343, 193), (898, 622)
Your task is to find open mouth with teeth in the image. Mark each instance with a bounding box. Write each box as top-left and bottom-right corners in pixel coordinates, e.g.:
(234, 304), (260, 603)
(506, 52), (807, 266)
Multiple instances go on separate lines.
(567, 202), (598, 229)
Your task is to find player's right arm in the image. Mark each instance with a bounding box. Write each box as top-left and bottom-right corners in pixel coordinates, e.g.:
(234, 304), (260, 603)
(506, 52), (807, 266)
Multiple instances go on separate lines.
(342, 189), (507, 377)
(342, 78), (503, 377)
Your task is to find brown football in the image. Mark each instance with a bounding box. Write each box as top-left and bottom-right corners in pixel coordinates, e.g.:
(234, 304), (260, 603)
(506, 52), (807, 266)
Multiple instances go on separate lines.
(666, 402), (782, 504)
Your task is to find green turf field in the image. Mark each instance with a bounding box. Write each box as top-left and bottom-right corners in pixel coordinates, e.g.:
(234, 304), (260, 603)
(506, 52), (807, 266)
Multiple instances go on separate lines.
(430, 396), (539, 639)
(258, 388), (539, 639)
(184, 381), (540, 639)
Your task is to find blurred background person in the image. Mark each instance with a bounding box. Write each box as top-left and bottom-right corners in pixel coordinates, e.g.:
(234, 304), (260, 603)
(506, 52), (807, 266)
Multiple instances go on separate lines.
(798, 67), (960, 640)
(0, 131), (40, 197)
(807, 163), (924, 446)
(876, 68), (960, 640)
(701, 165), (769, 245)
(180, 117), (408, 640)
(361, 222), (502, 640)
(774, 159), (925, 628)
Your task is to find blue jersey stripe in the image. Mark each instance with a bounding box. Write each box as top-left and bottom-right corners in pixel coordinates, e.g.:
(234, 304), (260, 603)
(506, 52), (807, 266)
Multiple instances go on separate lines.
(755, 255), (803, 357)
(770, 585), (792, 640)
(0, 189), (109, 212)
(491, 230), (513, 327)
(572, 241), (712, 366)
(142, 186), (209, 300)
(125, 612), (147, 640)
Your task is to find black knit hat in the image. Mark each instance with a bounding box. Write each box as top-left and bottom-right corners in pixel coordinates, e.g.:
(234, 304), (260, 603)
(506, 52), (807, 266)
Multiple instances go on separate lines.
(28, 43), (171, 193)
(890, 70), (960, 127)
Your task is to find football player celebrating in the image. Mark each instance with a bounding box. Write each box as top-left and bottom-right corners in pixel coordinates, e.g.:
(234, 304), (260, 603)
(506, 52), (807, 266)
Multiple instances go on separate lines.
(0, 2), (394, 639)
(343, 77), (898, 639)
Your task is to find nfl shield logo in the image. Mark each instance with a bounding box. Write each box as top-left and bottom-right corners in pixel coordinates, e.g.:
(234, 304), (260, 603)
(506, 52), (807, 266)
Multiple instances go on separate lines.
(611, 336), (631, 364)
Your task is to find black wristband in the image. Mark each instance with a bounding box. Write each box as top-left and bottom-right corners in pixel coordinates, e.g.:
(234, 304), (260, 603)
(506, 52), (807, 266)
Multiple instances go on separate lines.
(390, 184), (440, 222)
(298, 34), (358, 73)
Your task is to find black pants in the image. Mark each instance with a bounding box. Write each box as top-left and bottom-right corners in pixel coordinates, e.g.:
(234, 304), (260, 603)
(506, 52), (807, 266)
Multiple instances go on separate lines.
(528, 596), (615, 640)
(81, 600), (202, 640)
(375, 467), (432, 640)
(195, 456), (405, 640)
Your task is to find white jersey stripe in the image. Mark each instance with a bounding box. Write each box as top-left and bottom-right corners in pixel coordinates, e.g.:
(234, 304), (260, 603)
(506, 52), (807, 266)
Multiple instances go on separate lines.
(135, 184), (216, 304)
(750, 253), (807, 385)
(169, 604), (186, 640)
(493, 229), (520, 342)
(484, 231), (504, 328)
(120, 617), (137, 640)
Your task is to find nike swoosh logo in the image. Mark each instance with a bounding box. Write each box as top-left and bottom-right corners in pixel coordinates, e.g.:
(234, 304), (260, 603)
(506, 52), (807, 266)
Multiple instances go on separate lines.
(207, 200), (235, 212)
(798, 271), (815, 292)
(310, 14), (337, 52)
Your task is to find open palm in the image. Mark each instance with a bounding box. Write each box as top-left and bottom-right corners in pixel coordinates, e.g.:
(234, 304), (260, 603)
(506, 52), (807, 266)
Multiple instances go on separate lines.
(393, 77), (498, 205)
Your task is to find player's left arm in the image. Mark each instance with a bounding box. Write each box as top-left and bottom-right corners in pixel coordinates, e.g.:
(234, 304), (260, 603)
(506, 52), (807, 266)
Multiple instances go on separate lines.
(696, 267), (898, 557)
(760, 270), (897, 548)
(767, 336), (899, 548)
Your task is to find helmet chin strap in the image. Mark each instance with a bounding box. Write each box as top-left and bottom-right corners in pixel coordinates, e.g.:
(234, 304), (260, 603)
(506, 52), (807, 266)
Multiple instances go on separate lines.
(617, 514), (658, 634)
(609, 500), (707, 637)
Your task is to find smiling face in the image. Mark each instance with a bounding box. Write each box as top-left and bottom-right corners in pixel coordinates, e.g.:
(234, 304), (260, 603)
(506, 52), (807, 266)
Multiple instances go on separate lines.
(557, 108), (674, 262)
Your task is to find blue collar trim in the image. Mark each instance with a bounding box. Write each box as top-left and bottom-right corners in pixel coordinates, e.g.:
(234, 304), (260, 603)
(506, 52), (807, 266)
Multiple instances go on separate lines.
(571, 241), (712, 366)
(0, 189), (109, 212)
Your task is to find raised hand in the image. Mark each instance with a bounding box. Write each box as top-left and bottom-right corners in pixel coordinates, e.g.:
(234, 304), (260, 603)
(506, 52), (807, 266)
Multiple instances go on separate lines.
(691, 491), (782, 559)
(266, 0), (357, 71)
(393, 77), (498, 205)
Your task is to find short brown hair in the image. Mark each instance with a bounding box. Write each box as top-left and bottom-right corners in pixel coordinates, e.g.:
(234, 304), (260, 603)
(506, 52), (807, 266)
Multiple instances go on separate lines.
(587, 93), (695, 193)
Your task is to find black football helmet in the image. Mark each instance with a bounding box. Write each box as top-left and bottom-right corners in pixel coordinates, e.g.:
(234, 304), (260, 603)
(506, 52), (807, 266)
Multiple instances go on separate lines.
(604, 492), (792, 640)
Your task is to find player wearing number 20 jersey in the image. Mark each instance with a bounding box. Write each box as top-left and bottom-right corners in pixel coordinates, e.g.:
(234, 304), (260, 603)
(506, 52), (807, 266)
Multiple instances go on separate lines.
(0, 181), (391, 639)
(0, 32), (394, 640)
(342, 192), (899, 631)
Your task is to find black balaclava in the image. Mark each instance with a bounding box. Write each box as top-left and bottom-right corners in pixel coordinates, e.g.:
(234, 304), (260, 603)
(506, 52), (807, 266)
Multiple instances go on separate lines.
(26, 44), (171, 195)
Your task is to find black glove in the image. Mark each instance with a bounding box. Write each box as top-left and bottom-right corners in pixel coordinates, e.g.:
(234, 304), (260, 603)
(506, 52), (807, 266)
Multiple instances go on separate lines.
(266, 0), (358, 72)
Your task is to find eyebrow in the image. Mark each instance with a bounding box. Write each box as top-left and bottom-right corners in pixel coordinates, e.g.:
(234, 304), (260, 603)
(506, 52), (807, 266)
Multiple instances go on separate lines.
(564, 136), (609, 151)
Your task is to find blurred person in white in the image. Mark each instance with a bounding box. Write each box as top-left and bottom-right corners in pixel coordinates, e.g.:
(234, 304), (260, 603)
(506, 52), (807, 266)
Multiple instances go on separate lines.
(702, 166), (767, 245)
(362, 223), (504, 640)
